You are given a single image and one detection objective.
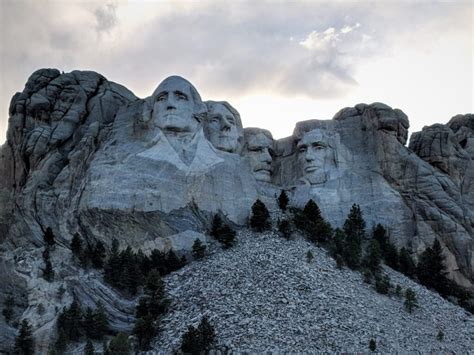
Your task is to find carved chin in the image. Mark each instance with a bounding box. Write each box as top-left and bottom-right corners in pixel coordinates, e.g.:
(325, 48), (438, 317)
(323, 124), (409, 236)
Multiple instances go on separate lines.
(254, 170), (272, 182)
(306, 171), (327, 185)
(215, 138), (238, 153)
(215, 142), (236, 152)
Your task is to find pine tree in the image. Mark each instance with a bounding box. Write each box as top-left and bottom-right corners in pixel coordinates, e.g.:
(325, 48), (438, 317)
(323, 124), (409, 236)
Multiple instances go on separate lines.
(42, 247), (54, 282)
(192, 239), (207, 259)
(372, 224), (387, 253)
(149, 249), (166, 275)
(417, 239), (448, 295)
(88, 304), (109, 340)
(145, 269), (163, 295)
(133, 316), (157, 351)
(138, 272), (169, 320)
(375, 274), (391, 294)
(180, 325), (200, 354)
(250, 199), (270, 232)
(44, 227), (56, 247)
(71, 234), (82, 257)
(404, 288), (418, 313)
(95, 306), (109, 340)
(436, 329), (444, 341)
(384, 241), (399, 270)
(82, 307), (96, 339)
(217, 224), (236, 249)
(180, 316), (216, 354)
(210, 214), (237, 248)
(364, 239), (382, 274)
(277, 190), (289, 211)
(329, 228), (345, 258)
(84, 339), (94, 355)
(119, 247), (142, 295)
(2, 295), (14, 323)
(341, 204), (365, 269)
(165, 249), (186, 273)
(54, 329), (68, 354)
(91, 241), (106, 269)
(306, 250), (314, 263)
(197, 316), (216, 349)
(104, 239), (122, 288)
(57, 299), (83, 342)
(293, 200), (332, 244)
(278, 219), (291, 239)
(108, 332), (130, 355)
(210, 214), (223, 239)
(395, 285), (402, 297)
(398, 247), (416, 278)
(369, 339), (376, 352)
(14, 319), (34, 355)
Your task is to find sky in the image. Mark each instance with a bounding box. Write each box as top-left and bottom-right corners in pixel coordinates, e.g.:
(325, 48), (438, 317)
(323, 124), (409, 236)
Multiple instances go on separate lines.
(0, 0), (472, 144)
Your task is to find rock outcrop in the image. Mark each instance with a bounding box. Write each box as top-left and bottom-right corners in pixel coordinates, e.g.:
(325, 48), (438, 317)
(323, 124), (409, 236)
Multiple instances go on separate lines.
(0, 69), (473, 352)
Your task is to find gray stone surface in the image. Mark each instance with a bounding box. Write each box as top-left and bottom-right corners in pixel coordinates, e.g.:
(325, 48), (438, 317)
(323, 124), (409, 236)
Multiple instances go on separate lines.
(0, 69), (473, 353)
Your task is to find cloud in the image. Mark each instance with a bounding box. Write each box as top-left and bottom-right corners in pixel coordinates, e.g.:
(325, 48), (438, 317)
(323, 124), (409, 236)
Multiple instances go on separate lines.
(0, 0), (472, 143)
(93, 2), (118, 34)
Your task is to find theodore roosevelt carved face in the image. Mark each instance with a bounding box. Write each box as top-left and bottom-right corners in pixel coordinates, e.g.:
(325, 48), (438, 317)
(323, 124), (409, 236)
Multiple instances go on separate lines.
(243, 128), (274, 183)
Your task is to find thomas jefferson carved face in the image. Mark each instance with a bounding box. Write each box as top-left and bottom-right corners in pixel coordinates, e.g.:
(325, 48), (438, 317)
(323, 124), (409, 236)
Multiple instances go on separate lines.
(297, 129), (335, 185)
(152, 76), (203, 134)
(204, 102), (242, 153)
(243, 129), (273, 183)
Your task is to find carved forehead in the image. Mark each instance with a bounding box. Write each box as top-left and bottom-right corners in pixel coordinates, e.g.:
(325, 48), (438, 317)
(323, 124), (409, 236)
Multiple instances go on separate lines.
(247, 132), (273, 149)
(298, 129), (333, 147)
(209, 103), (233, 117)
(152, 76), (202, 103)
(206, 101), (243, 130)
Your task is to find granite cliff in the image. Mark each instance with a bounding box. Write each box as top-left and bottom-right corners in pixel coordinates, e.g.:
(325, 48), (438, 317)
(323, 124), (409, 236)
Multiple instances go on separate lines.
(0, 69), (472, 352)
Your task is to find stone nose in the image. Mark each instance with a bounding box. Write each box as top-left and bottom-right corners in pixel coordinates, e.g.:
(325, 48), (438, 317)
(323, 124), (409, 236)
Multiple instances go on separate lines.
(166, 94), (178, 110)
(262, 149), (272, 163)
(221, 117), (231, 131)
(305, 148), (316, 161)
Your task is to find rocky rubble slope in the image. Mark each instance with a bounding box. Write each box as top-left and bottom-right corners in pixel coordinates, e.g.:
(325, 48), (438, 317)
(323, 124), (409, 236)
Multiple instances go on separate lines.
(157, 229), (474, 353)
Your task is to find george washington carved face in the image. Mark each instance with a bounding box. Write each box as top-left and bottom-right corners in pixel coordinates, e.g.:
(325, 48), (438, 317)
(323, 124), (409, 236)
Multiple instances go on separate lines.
(151, 76), (205, 134)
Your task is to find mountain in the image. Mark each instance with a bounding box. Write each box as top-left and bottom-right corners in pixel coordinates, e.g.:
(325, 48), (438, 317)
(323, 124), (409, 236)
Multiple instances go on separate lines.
(0, 69), (472, 353)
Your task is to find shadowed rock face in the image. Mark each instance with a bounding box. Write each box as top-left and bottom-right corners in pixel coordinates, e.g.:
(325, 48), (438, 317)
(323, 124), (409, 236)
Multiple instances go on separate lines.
(0, 70), (473, 352)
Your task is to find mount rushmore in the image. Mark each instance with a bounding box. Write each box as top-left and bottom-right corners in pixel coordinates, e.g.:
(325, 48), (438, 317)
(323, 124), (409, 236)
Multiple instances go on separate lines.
(0, 69), (473, 314)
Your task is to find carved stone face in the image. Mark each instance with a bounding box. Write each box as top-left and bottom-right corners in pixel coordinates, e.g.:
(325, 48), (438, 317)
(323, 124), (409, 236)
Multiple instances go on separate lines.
(152, 76), (200, 134)
(205, 103), (240, 153)
(244, 132), (273, 182)
(297, 129), (334, 185)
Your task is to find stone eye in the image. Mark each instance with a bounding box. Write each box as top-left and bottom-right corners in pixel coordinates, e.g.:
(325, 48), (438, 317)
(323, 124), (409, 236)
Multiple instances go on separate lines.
(176, 92), (188, 100)
(157, 94), (167, 101)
